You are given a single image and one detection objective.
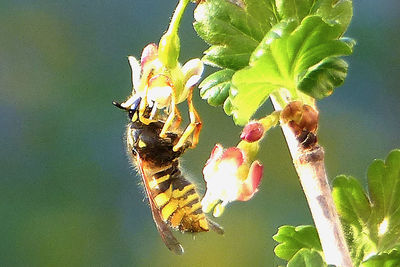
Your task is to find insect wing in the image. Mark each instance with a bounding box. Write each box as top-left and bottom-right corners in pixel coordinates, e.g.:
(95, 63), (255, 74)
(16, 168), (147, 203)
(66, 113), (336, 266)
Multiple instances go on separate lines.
(136, 155), (184, 255)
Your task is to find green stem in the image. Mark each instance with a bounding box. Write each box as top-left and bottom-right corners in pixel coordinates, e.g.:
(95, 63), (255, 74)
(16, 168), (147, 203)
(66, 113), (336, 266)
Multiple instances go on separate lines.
(158, 0), (190, 68)
(259, 111), (280, 131)
(271, 90), (289, 108)
(167, 0), (190, 35)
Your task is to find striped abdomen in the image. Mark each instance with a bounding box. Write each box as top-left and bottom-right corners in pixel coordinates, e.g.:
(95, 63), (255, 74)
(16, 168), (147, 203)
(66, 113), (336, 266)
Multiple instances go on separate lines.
(147, 160), (209, 232)
(127, 120), (209, 232)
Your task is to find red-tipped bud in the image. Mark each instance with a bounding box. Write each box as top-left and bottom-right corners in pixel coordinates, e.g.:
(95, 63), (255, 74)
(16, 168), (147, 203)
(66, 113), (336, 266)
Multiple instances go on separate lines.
(241, 122), (264, 142)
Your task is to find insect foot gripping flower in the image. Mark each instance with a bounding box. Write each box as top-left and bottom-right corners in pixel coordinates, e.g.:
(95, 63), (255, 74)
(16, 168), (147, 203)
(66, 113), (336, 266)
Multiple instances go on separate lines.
(201, 144), (263, 217)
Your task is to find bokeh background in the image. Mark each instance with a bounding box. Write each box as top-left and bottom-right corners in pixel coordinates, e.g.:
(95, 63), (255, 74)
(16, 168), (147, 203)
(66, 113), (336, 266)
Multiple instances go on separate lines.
(1, 0), (399, 266)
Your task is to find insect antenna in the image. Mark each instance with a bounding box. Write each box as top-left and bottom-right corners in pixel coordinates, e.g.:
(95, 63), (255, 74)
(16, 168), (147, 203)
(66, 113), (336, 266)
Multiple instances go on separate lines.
(112, 100), (125, 110)
(113, 96), (142, 111)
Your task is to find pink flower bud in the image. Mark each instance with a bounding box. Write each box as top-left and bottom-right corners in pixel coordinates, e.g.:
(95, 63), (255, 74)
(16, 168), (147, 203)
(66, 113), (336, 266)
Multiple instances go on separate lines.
(241, 122), (264, 142)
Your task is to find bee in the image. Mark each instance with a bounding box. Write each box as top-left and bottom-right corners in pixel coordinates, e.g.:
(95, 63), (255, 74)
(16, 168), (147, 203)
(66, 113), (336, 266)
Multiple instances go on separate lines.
(113, 96), (223, 255)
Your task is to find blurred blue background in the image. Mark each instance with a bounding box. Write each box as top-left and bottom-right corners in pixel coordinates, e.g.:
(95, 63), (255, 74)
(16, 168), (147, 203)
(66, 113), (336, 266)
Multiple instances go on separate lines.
(1, 1), (399, 266)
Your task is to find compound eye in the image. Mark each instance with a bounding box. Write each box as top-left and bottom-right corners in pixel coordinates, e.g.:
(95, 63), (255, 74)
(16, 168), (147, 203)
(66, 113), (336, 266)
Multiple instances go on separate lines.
(128, 109), (134, 119)
(131, 146), (138, 156)
(128, 109), (139, 121)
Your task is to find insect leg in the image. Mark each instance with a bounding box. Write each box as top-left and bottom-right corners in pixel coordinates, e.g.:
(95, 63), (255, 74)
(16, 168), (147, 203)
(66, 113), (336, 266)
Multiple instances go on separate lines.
(206, 218), (224, 235)
(173, 87), (202, 151)
(138, 85), (155, 125)
(172, 104), (182, 130)
(159, 87), (178, 138)
(149, 101), (158, 120)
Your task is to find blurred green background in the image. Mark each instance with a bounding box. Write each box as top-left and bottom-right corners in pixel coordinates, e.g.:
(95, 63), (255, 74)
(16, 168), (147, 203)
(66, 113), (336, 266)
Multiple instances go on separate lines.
(1, 1), (399, 266)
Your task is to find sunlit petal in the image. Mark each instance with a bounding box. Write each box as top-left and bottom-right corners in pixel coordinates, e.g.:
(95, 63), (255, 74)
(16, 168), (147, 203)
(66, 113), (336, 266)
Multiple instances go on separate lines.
(237, 161), (263, 201)
(128, 56), (141, 90)
(221, 147), (244, 166)
(181, 58), (204, 80)
(185, 74), (202, 89)
(140, 43), (158, 67)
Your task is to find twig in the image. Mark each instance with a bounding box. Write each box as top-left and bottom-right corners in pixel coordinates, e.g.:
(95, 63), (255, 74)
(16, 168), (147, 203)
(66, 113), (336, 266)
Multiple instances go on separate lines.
(271, 95), (353, 267)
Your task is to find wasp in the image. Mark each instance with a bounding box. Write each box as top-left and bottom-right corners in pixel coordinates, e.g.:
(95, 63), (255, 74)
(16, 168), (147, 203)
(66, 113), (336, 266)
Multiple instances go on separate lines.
(113, 51), (223, 254)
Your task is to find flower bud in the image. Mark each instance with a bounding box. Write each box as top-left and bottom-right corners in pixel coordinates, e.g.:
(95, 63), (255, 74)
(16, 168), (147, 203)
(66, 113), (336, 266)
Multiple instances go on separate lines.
(241, 121), (264, 142)
(158, 32), (180, 68)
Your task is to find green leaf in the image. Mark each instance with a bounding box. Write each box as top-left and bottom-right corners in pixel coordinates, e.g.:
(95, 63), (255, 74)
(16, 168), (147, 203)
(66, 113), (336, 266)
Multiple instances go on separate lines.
(201, 46), (254, 70)
(195, 0), (353, 70)
(230, 16), (353, 124)
(194, 0), (277, 70)
(332, 175), (375, 265)
(195, 0), (353, 125)
(332, 175), (371, 230)
(332, 149), (400, 264)
(199, 69), (235, 106)
(276, 0), (353, 33)
(223, 96), (233, 115)
(297, 57), (348, 99)
(229, 72), (276, 125)
(273, 225), (322, 261)
(315, 0), (353, 33)
(367, 149), (400, 251)
(276, 0), (315, 22)
(362, 250), (400, 267)
(287, 249), (327, 267)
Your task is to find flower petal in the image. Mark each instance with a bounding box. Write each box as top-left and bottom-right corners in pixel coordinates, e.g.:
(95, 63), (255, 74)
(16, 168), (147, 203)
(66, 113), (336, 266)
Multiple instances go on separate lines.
(140, 43), (158, 67)
(202, 144), (263, 217)
(146, 74), (173, 108)
(185, 74), (202, 89)
(203, 144), (224, 184)
(221, 147), (244, 167)
(237, 161), (263, 201)
(212, 203), (225, 217)
(128, 56), (141, 90)
(182, 58), (204, 80)
(207, 144), (224, 163)
(148, 74), (172, 88)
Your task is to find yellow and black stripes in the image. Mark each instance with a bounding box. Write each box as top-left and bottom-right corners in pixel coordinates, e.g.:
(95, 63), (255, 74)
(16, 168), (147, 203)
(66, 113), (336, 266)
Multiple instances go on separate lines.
(148, 163), (209, 232)
(126, 118), (211, 233)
